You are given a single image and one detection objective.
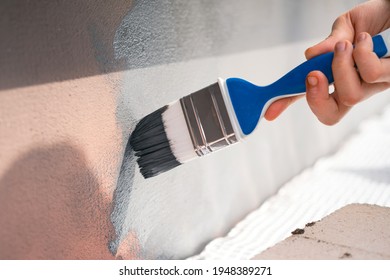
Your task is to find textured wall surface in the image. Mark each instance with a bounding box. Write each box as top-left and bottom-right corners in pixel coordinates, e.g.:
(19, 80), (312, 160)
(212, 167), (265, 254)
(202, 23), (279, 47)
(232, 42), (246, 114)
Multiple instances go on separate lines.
(2, 0), (387, 260)
(0, 0), (132, 259)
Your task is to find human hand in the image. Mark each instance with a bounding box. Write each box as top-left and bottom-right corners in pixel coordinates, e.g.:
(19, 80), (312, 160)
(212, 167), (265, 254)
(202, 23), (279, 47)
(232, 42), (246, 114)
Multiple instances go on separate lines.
(264, 0), (390, 125)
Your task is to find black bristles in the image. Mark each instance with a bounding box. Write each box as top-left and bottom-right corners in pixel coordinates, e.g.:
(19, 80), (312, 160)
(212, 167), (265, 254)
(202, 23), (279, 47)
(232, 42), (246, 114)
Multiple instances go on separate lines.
(130, 105), (181, 178)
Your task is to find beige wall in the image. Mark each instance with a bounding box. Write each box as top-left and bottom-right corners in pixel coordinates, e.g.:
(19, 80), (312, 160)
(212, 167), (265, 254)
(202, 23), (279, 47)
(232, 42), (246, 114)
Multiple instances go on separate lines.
(0, 0), (134, 259)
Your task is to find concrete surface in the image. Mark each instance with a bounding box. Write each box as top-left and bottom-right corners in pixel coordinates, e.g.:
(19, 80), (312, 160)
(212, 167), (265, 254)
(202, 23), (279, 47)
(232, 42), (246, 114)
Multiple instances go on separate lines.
(253, 204), (390, 259)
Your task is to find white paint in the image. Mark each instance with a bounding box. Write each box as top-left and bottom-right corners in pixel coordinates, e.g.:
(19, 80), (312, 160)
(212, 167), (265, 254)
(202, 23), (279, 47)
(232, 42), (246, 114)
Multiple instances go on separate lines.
(163, 100), (197, 163)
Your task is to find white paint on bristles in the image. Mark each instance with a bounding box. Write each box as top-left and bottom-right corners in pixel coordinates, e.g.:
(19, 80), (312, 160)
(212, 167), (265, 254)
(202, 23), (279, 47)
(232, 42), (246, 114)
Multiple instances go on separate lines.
(163, 100), (197, 163)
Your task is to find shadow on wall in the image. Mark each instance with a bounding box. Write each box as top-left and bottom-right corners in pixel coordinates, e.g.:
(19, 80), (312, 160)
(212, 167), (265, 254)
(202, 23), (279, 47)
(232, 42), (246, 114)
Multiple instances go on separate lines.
(0, 0), (133, 90)
(0, 0), (343, 90)
(0, 142), (130, 259)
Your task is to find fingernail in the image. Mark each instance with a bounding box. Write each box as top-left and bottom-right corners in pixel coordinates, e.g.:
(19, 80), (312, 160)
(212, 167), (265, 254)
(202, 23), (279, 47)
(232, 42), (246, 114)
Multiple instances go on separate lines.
(357, 32), (367, 43)
(335, 41), (346, 52)
(307, 76), (318, 87)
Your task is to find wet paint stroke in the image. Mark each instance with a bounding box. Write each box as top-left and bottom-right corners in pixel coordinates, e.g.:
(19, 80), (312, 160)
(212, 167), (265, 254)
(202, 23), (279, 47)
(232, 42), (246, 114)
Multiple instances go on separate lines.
(109, 138), (136, 256)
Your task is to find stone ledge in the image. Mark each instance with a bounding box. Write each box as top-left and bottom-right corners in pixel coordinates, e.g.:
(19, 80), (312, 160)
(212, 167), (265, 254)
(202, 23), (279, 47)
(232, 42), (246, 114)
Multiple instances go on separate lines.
(253, 204), (390, 260)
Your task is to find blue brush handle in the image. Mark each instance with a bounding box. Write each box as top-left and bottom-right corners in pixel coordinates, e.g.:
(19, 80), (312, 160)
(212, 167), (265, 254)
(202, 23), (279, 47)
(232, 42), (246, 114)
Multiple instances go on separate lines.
(227, 29), (390, 136)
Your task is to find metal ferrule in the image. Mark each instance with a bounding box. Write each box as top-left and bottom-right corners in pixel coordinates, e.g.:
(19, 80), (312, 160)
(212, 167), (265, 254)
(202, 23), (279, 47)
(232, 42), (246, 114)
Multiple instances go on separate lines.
(180, 82), (238, 157)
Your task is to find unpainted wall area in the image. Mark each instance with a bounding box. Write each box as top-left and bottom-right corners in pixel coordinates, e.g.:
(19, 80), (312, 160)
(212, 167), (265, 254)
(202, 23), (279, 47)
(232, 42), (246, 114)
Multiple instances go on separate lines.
(0, 0), (133, 90)
(0, 0), (133, 259)
(0, 0), (374, 259)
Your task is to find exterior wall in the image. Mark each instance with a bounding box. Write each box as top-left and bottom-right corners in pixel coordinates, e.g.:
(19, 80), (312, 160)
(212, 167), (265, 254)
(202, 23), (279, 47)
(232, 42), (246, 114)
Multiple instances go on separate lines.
(0, 0), (132, 259)
(2, 0), (386, 260)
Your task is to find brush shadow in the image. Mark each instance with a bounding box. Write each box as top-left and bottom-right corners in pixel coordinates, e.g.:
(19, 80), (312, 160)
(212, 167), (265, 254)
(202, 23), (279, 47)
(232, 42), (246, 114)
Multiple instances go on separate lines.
(0, 142), (115, 259)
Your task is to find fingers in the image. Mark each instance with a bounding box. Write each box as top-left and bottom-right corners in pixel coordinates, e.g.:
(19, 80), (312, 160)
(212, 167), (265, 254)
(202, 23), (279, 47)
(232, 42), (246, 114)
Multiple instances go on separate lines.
(267, 29), (390, 124)
(264, 95), (302, 121)
(305, 15), (354, 59)
(332, 40), (364, 107)
(353, 32), (390, 84)
(306, 71), (350, 126)
(269, 2), (390, 124)
(306, 39), (363, 125)
(306, 40), (356, 125)
(307, 33), (390, 126)
(266, 14), (354, 123)
(305, 35), (340, 60)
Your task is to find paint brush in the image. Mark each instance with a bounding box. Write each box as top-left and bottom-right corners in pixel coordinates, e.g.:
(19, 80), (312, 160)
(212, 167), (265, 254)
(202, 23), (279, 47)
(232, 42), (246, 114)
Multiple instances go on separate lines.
(130, 29), (390, 178)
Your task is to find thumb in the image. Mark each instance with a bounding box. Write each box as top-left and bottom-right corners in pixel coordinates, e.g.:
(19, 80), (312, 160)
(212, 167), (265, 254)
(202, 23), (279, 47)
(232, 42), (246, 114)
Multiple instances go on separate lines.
(305, 16), (354, 59)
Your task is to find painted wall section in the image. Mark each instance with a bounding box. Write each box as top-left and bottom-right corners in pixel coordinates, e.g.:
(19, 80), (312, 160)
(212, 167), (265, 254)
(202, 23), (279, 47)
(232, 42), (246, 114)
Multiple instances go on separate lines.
(2, 0), (388, 260)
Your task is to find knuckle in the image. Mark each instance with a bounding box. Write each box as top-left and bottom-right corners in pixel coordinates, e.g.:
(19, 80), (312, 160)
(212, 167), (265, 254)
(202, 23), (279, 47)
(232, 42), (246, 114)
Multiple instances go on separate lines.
(331, 16), (344, 31)
(360, 67), (382, 83)
(338, 92), (362, 106)
(333, 47), (352, 67)
(306, 93), (323, 108)
(353, 47), (365, 58)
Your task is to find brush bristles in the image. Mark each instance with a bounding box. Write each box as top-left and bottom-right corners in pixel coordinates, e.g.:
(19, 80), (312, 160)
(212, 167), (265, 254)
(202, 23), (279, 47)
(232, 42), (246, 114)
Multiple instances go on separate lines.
(130, 101), (198, 178)
(130, 105), (181, 178)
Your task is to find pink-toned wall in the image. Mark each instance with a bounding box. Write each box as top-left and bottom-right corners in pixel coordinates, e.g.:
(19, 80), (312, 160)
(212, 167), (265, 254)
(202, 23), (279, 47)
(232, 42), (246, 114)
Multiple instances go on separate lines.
(0, 0), (135, 259)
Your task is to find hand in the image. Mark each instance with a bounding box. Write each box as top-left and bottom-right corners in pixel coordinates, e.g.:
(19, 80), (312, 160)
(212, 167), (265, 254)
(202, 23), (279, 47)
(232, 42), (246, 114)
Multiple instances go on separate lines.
(264, 0), (390, 125)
